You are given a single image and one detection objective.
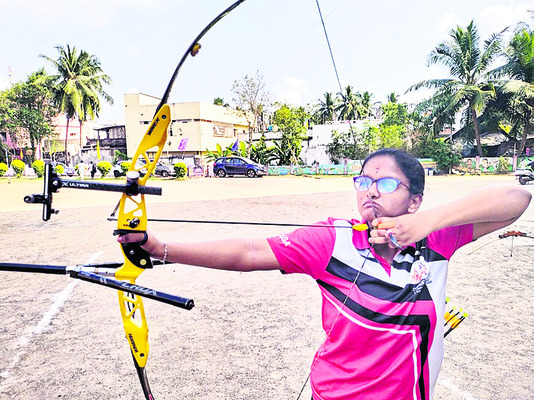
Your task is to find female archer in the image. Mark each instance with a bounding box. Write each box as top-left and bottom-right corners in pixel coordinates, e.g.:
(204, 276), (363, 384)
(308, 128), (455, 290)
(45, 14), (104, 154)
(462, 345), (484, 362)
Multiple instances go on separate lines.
(119, 148), (531, 400)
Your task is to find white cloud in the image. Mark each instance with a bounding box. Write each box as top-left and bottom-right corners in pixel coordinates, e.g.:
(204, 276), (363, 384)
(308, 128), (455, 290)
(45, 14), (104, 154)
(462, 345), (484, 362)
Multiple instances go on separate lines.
(478, 3), (532, 36)
(274, 76), (308, 107)
(435, 13), (462, 38)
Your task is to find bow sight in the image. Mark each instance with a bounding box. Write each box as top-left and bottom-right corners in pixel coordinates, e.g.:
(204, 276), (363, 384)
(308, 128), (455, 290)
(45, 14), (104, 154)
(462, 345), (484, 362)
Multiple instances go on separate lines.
(24, 163), (162, 221)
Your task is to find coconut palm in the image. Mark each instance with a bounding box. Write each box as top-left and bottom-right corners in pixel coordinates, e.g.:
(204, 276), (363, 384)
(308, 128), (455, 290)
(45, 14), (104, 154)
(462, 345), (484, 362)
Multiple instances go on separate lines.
(407, 21), (505, 156)
(360, 91), (374, 118)
(316, 92), (337, 123)
(488, 24), (534, 155)
(336, 85), (362, 120)
(40, 45), (113, 160)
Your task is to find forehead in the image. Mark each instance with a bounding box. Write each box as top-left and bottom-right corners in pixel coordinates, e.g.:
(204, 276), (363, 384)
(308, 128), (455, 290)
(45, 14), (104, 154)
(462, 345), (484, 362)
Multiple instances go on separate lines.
(362, 155), (406, 179)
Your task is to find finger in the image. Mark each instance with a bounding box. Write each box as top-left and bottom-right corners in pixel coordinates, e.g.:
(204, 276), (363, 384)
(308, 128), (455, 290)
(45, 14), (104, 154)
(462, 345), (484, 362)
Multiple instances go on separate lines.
(377, 221), (395, 229)
(117, 232), (147, 244)
(371, 218), (395, 230)
(386, 230), (402, 249)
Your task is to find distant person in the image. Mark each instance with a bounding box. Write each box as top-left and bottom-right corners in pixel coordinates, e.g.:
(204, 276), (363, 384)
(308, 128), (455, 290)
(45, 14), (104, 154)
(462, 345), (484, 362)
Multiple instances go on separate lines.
(118, 148), (531, 400)
(78, 161), (86, 180)
(90, 161), (97, 179)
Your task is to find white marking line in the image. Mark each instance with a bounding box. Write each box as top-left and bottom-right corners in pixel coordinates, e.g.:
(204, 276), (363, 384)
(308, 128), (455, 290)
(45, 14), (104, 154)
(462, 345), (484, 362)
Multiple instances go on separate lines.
(438, 373), (478, 400)
(0, 252), (102, 392)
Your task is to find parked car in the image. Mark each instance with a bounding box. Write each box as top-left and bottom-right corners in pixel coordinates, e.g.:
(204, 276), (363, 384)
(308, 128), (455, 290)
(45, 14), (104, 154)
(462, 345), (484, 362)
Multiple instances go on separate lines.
(213, 156), (266, 178)
(52, 162), (76, 177)
(112, 161), (171, 178)
(111, 162), (128, 178)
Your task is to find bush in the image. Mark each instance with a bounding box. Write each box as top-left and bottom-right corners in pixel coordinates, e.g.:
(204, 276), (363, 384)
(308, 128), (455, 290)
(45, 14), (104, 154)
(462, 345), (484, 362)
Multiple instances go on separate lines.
(11, 159), (25, 177)
(174, 162), (187, 178)
(120, 161), (131, 175)
(32, 160), (45, 177)
(497, 156), (511, 173)
(97, 161), (113, 177)
(0, 162), (7, 177)
(54, 164), (64, 175)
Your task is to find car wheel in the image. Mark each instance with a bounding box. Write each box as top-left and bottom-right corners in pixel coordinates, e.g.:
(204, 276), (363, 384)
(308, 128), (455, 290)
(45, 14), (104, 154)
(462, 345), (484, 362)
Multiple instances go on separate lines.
(519, 176), (529, 185)
(161, 171), (169, 177)
(246, 169), (256, 178)
(114, 170), (121, 178)
(217, 169), (227, 178)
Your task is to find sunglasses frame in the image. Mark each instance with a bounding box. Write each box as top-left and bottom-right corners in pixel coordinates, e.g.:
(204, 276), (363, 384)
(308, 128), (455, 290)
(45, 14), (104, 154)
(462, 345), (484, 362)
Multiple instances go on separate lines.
(353, 176), (410, 194)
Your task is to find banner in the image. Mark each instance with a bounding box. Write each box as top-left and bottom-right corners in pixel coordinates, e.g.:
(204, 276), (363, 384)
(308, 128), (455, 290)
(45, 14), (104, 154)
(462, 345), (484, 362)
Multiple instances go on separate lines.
(178, 138), (188, 151)
(96, 140), (101, 160)
(231, 140), (239, 151)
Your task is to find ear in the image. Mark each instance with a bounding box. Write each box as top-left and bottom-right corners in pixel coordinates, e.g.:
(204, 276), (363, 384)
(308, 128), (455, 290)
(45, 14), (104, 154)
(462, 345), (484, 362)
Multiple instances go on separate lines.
(406, 194), (423, 214)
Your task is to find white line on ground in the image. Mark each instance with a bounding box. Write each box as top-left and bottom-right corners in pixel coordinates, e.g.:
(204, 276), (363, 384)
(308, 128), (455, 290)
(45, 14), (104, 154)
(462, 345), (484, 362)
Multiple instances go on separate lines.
(0, 252), (102, 393)
(438, 372), (478, 400)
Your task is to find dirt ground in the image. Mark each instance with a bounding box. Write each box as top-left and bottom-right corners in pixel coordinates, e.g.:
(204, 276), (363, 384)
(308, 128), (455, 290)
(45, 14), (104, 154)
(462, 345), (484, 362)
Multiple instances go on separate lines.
(0, 174), (533, 400)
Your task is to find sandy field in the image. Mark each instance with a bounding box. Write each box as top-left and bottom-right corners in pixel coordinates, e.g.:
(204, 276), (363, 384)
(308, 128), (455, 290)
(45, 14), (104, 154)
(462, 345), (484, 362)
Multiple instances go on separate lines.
(0, 174), (533, 400)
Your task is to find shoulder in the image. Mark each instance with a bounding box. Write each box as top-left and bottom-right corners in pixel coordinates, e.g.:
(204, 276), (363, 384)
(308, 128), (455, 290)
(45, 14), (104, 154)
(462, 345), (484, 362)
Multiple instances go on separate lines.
(426, 224), (474, 260)
(267, 218), (355, 276)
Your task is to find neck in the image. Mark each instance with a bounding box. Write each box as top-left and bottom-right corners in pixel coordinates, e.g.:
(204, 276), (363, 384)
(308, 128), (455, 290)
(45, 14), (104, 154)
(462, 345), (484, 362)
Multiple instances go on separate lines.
(373, 243), (398, 264)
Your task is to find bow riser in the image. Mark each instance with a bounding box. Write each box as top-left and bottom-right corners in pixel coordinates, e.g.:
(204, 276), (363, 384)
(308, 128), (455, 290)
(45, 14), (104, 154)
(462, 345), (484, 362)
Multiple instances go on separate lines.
(115, 104), (170, 372)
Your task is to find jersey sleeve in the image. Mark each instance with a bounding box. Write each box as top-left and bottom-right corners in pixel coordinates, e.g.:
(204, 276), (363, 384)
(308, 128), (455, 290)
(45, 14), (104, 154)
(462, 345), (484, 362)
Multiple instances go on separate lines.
(266, 219), (338, 279)
(426, 224), (474, 260)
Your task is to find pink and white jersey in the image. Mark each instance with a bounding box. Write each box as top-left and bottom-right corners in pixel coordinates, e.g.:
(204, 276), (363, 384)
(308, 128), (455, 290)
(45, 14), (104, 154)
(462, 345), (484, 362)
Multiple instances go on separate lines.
(267, 218), (473, 400)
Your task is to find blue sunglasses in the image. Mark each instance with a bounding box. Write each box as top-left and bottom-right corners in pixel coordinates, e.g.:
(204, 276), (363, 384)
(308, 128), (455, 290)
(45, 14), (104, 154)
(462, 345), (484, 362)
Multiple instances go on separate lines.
(353, 176), (410, 194)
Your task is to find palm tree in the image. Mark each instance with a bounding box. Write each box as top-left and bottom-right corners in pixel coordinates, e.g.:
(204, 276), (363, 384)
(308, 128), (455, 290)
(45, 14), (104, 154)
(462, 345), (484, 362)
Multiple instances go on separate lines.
(316, 92), (337, 123)
(489, 24), (534, 155)
(360, 91), (374, 118)
(407, 21), (505, 156)
(40, 45), (112, 161)
(336, 85), (362, 120)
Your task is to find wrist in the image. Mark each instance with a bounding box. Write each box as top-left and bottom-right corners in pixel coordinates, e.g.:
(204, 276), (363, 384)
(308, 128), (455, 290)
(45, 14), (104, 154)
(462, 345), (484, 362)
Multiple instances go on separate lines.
(161, 242), (168, 264)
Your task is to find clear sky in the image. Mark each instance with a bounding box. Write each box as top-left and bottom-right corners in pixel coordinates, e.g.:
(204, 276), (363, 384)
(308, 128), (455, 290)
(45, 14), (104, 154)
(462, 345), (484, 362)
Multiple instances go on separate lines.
(0, 0), (532, 124)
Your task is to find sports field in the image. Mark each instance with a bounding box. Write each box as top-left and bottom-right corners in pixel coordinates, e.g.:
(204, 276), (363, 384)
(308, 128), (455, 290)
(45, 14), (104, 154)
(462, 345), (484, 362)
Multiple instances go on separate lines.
(0, 174), (532, 399)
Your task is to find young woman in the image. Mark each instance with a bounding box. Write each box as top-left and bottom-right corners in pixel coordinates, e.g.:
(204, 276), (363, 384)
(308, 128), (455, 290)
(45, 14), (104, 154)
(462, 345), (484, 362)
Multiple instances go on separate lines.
(119, 148), (531, 400)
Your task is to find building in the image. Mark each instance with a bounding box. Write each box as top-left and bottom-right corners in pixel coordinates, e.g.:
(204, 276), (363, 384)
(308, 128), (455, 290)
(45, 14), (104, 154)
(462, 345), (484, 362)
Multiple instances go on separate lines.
(124, 93), (251, 168)
(82, 124), (127, 163)
(41, 114), (96, 164)
(301, 119), (381, 165)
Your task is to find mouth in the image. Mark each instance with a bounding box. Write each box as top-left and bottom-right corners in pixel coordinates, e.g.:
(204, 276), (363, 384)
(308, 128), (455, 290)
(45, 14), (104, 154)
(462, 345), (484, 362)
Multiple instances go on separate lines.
(362, 201), (381, 218)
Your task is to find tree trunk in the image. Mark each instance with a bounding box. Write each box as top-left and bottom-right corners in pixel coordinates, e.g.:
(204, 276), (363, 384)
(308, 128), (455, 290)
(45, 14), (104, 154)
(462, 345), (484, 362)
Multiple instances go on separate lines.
(518, 108), (531, 156)
(64, 117), (70, 163)
(470, 107), (483, 157)
(247, 123), (252, 158)
(79, 119), (84, 151)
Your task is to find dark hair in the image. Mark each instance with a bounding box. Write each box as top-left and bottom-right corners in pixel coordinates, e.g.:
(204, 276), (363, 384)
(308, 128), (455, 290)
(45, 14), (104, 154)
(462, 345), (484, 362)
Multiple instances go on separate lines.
(361, 148), (425, 195)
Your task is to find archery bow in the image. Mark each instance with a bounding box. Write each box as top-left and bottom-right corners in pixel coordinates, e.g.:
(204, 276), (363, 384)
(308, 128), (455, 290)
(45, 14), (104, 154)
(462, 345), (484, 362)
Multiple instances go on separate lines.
(107, 1), (249, 397)
(0, 2), (249, 399)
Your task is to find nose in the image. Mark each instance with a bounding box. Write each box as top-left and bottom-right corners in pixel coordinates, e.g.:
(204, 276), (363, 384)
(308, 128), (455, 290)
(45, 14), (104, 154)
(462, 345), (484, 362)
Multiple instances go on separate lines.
(367, 181), (379, 198)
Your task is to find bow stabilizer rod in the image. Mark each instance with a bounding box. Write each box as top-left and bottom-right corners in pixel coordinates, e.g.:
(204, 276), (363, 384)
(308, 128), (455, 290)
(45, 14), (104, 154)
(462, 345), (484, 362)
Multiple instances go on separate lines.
(0, 262), (194, 310)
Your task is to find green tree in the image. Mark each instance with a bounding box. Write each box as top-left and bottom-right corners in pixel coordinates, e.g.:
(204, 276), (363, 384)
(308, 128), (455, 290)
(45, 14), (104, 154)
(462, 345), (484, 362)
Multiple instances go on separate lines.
(413, 138), (462, 173)
(40, 45), (113, 160)
(489, 24), (534, 155)
(408, 21), (505, 157)
(213, 97), (229, 107)
(315, 92), (337, 123)
(231, 71), (271, 157)
(249, 136), (273, 165)
(360, 91), (374, 118)
(325, 124), (380, 163)
(336, 85), (362, 120)
(272, 104), (309, 165)
(205, 143), (234, 162)
(0, 69), (57, 163)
